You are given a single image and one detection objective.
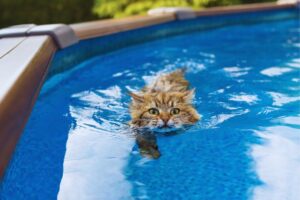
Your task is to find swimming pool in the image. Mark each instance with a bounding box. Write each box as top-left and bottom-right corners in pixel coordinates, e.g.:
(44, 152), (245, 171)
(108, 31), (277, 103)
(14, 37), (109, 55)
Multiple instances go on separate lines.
(1, 8), (300, 200)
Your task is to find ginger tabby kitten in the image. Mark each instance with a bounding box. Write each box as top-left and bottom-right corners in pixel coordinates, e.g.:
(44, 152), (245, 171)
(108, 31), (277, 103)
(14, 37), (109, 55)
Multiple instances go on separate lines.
(129, 69), (200, 132)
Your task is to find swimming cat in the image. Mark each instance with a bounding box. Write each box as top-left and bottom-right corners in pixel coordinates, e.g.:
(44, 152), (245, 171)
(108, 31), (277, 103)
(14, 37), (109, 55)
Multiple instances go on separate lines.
(129, 68), (200, 131)
(129, 69), (200, 158)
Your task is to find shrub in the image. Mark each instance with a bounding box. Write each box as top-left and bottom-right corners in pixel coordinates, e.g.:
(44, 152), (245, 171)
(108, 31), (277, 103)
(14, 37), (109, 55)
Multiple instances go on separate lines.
(94, 0), (276, 19)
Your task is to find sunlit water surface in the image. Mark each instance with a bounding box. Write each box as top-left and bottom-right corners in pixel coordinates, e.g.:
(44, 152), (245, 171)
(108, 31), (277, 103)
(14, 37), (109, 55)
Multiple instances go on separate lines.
(1, 18), (300, 200)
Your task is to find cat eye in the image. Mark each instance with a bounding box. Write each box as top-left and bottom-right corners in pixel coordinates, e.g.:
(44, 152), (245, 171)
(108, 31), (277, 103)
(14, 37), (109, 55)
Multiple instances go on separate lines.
(148, 108), (159, 115)
(170, 108), (180, 115)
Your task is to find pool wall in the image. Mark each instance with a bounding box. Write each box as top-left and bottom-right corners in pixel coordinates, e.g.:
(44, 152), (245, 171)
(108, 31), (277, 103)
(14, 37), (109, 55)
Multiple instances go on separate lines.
(0, 2), (298, 178)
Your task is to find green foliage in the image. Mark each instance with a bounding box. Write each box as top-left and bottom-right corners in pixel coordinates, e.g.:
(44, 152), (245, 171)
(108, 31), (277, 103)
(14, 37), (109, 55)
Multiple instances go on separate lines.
(0, 0), (277, 28)
(94, 0), (276, 19)
(0, 0), (97, 28)
(192, 0), (240, 7)
(240, 0), (276, 3)
(122, 0), (190, 17)
(94, 0), (193, 18)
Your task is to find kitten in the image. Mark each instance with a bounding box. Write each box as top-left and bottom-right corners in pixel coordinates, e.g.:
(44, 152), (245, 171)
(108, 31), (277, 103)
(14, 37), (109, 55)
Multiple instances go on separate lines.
(129, 69), (200, 132)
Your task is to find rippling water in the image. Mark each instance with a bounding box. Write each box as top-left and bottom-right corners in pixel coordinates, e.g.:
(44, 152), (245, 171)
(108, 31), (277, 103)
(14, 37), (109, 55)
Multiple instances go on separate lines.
(1, 17), (300, 200)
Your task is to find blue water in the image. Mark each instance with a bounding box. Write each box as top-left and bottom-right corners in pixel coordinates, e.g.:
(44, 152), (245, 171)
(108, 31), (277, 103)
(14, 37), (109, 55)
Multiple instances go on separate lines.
(1, 17), (300, 200)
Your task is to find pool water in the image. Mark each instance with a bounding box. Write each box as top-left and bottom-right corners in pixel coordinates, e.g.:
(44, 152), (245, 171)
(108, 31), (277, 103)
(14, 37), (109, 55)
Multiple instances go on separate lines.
(1, 17), (300, 200)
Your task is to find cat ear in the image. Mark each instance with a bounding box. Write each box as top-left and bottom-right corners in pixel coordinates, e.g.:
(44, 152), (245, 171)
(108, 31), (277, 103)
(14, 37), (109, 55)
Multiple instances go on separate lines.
(129, 91), (144, 103)
(182, 89), (195, 103)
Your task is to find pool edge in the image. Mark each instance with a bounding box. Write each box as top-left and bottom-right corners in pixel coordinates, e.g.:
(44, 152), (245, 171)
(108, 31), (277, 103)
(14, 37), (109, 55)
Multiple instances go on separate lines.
(71, 2), (297, 40)
(0, 36), (57, 178)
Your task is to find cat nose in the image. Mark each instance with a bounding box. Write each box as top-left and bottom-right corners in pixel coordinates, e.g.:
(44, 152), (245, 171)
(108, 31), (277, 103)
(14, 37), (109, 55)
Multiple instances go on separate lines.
(161, 116), (169, 124)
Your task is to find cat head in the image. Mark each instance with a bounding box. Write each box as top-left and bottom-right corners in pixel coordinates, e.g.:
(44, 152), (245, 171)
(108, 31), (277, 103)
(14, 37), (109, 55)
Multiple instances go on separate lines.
(129, 90), (200, 131)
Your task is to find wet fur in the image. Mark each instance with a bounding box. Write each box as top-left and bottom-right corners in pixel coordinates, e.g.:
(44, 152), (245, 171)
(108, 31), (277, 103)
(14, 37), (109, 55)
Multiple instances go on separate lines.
(129, 69), (200, 130)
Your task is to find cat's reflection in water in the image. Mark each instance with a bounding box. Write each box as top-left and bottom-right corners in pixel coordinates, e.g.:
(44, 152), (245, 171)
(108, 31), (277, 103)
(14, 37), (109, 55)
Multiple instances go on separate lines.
(134, 129), (180, 159)
(136, 135), (160, 159)
(134, 129), (161, 159)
